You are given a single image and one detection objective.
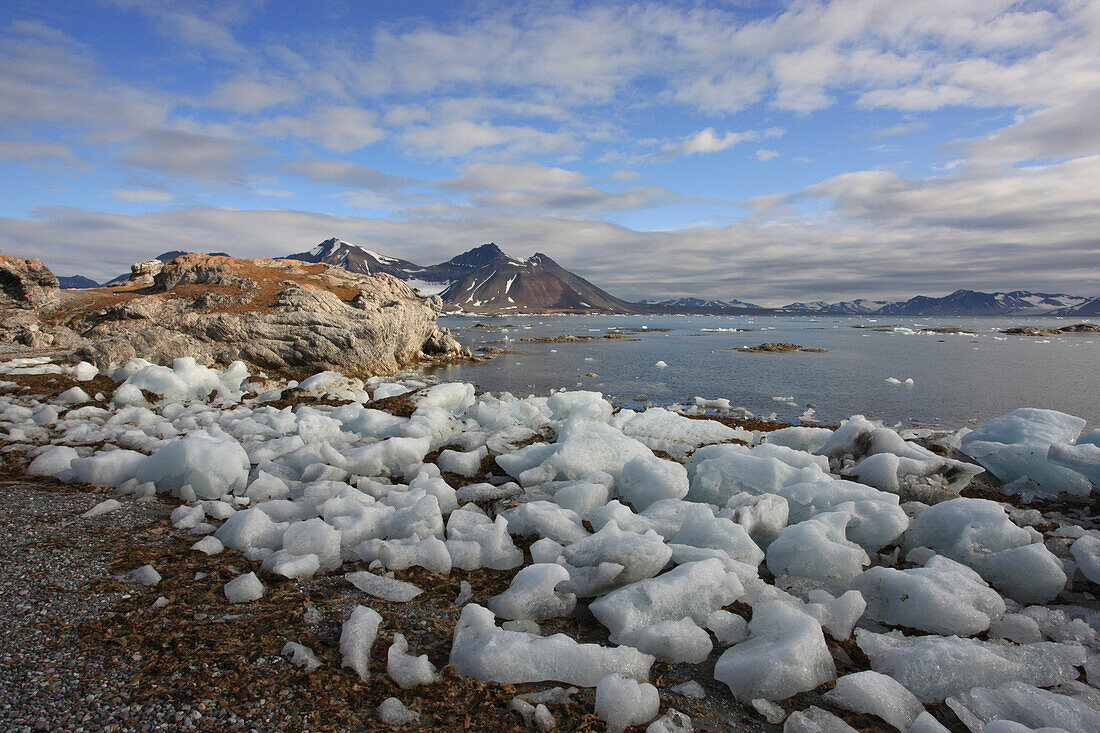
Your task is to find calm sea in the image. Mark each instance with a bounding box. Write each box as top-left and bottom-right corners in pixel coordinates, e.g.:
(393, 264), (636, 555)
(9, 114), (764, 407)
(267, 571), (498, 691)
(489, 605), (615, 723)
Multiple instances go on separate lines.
(424, 314), (1099, 431)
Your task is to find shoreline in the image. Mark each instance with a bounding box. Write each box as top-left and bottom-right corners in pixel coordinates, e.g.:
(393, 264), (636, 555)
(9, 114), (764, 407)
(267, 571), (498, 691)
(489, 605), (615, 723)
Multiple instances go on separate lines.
(0, 355), (1097, 732)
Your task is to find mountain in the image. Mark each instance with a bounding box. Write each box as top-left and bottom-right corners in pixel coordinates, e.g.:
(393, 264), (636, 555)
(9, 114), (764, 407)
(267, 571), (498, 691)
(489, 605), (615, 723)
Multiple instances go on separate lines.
(1051, 297), (1100, 317)
(57, 275), (100, 289)
(639, 297), (763, 310)
(878, 289), (1091, 316)
(286, 239), (639, 313)
(779, 291), (1093, 316)
(782, 299), (895, 313)
(106, 250), (232, 285)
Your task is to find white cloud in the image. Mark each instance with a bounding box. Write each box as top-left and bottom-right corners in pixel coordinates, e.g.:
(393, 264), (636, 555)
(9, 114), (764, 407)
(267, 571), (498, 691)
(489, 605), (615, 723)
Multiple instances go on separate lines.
(256, 107), (385, 153)
(111, 189), (174, 202)
(755, 148), (779, 161)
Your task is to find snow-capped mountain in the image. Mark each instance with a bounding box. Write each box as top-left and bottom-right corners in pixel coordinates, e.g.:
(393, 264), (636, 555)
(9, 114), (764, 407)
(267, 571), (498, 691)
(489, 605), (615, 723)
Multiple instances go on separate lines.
(782, 299), (895, 313)
(782, 290), (1092, 316)
(286, 239), (638, 313)
(639, 297), (763, 310)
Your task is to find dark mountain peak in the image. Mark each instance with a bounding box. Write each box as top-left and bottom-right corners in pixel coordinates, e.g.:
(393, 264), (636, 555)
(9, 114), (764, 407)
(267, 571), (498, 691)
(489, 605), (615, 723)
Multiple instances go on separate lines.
(446, 242), (508, 269)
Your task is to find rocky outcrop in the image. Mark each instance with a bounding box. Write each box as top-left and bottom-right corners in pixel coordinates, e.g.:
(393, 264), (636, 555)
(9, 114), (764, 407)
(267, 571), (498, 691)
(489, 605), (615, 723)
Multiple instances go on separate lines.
(126, 260), (164, 287)
(0, 252), (60, 308)
(1, 252), (468, 378)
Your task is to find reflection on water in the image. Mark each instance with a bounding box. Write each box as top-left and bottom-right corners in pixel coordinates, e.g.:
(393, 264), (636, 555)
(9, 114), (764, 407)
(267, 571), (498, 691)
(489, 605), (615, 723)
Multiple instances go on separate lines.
(423, 314), (1099, 430)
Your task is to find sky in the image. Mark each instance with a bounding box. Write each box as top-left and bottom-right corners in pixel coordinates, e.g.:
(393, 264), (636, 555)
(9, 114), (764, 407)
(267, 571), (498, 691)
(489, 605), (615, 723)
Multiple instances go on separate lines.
(1, 0), (1098, 306)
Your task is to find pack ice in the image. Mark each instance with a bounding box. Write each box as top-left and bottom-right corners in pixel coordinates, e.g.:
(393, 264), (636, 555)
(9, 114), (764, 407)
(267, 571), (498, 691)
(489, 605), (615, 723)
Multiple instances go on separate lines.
(4, 357), (1098, 729)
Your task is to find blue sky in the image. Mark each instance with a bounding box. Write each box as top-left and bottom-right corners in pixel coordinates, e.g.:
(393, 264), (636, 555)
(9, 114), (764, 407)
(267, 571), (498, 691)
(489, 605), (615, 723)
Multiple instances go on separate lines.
(1, 0), (1098, 304)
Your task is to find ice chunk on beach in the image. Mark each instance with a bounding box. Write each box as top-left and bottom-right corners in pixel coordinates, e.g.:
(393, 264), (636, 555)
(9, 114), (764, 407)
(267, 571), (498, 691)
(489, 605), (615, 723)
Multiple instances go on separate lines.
(450, 603), (654, 686)
(340, 605), (382, 681)
(135, 435), (250, 500)
(446, 514), (523, 571)
(127, 564), (161, 586)
(262, 550), (321, 579)
(595, 673), (660, 733)
(855, 629), (1085, 702)
(215, 507), (287, 550)
(720, 492), (789, 548)
(901, 497), (1065, 603)
(503, 501), (589, 544)
(1047, 441), (1100, 486)
(610, 407), (748, 458)
(824, 670), (923, 731)
(767, 511), (868, 591)
(66, 449), (147, 487)
(499, 420), (653, 486)
(191, 535), (223, 555)
(27, 446), (79, 476)
(417, 382), (475, 413)
(857, 555), (1005, 636)
(783, 706), (859, 732)
(624, 617), (713, 664)
(224, 572), (264, 603)
(377, 697), (420, 725)
(617, 455), (689, 511)
(671, 505), (765, 567)
(946, 681), (1100, 733)
(71, 361), (99, 381)
(688, 449), (827, 505)
(55, 386), (90, 404)
(120, 357), (248, 404)
(960, 408), (1091, 495)
(707, 609), (749, 645)
(281, 641), (322, 673)
(589, 559), (745, 644)
(282, 518), (341, 571)
(714, 600), (835, 702)
(488, 564), (576, 620)
(345, 571), (423, 602)
(547, 390), (613, 422)
(438, 446), (488, 476)
(765, 426), (835, 454)
(1069, 535), (1100, 584)
(560, 521), (672, 595)
(387, 633), (438, 689)
(81, 498), (121, 518)
(778, 479), (907, 551)
(296, 370), (370, 402)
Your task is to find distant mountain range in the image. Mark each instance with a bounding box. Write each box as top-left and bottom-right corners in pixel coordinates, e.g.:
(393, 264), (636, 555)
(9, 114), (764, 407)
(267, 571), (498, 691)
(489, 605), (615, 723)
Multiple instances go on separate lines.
(58, 275), (100, 289)
(782, 290), (1097, 317)
(286, 238), (638, 313)
(83, 238), (1097, 316)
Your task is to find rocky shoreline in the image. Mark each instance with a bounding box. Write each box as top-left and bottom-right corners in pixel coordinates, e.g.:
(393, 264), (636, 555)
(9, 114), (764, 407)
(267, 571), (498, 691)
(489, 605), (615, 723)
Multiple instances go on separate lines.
(0, 353), (1097, 732)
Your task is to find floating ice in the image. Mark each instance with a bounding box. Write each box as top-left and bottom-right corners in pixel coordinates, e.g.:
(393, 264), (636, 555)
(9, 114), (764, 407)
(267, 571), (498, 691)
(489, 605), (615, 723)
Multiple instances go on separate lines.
(387, 633), (438, 689)
(824, 670), (924, 731)
(714, 600), (835, 702)
(857, 555), (1005, 636)
(340, 605), (382, 681)
(450, 604), (654, 686)
(224, 572), (264, 603)
(595, 673), (660, 733)
(855, 629), (1085, 702)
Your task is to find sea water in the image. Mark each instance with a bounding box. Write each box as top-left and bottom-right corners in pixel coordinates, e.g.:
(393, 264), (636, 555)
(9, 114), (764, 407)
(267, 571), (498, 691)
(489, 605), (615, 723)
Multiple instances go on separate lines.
(427, 314), (1099, 429)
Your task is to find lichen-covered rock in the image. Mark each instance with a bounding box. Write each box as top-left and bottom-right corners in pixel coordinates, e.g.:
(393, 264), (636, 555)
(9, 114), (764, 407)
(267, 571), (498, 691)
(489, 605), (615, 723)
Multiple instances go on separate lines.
(66, 255), (468, 377)
(0, 252), (60, 308)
